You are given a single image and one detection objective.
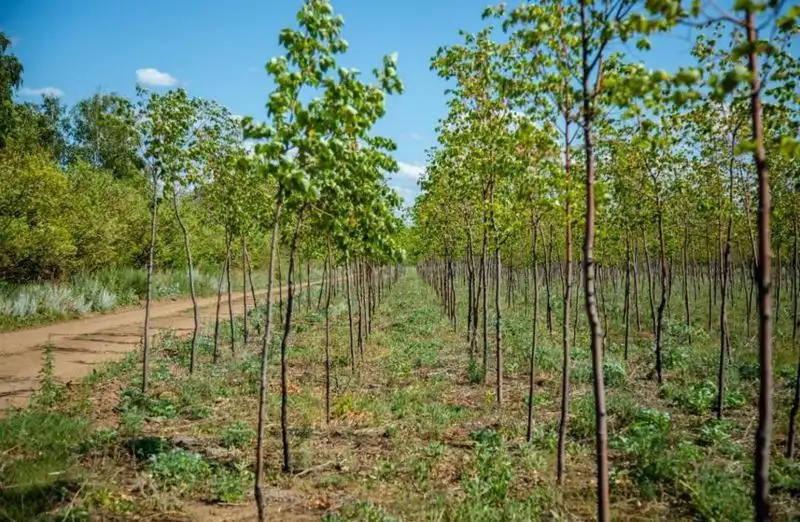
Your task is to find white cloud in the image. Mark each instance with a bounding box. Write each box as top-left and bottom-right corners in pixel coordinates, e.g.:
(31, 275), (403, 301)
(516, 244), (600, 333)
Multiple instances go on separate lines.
(248, 66), (259, 72)
(396, 161), (424, 180)
(9, 36), (20, 46)
(135, 68), (177, 87)
(19, 86), (64, 98)
(391, 185), (419, 207)
(408, 132), (423, 141)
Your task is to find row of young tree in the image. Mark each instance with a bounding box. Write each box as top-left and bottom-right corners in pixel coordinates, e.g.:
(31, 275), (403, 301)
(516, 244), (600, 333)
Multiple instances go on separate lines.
(409, 1), (798, 520)
(3, 2), (409, 519)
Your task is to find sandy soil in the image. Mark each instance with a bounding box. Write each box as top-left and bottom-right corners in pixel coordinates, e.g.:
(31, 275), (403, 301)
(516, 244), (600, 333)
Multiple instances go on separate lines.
(0, 285), (296, 410)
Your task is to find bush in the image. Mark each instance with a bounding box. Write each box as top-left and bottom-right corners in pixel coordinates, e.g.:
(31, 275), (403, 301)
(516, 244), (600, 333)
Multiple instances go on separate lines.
(147, 450), (211, 493)
(603, 360), (627, 387)
(219, 421), (256, 449)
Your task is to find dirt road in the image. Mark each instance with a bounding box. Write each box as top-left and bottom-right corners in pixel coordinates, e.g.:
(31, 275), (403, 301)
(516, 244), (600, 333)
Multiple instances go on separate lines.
(0, 285), (297, 410)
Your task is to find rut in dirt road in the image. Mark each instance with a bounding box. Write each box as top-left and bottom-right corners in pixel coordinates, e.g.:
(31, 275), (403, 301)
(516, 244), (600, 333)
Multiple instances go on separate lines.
(0, 283), (311, 410)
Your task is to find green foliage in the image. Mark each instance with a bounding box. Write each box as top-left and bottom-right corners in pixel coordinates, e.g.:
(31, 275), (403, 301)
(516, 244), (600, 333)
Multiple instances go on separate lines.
(219, 421), (256, 449)
(467, 357), (483, 384)
(147, 449), (211, 493)
(210, 462), (252, 503)
(603, 360), (627, 387)
(323, 501), (397, 522)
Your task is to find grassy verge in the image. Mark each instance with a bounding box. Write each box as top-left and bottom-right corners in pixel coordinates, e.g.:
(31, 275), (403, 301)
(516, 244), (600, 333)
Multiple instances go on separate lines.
(0, 262), (320, 332)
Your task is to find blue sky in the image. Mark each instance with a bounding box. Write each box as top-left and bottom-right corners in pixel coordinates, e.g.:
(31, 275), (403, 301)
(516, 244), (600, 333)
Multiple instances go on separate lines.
(2, 0), (700, 206)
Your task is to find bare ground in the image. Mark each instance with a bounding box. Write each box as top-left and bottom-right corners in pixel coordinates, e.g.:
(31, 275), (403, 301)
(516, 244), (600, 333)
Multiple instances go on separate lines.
(0, 287), (289, 410)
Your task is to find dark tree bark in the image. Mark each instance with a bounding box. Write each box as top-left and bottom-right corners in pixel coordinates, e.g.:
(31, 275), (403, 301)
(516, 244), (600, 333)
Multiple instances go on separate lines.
(279, 212), (304, 474)
(213, 257), (226, 364)
(527, 218), (540, 443)
(716, 130), (736, 420)
(242, 236), (249, 345)
(557, 109), (573, 488)
(624, 233), (631, 361)
(683, 223), (692, 343)
(324, 243), (333, 425)
(654, 200), (667, 385)
(345, 256), (356, 373)
(225, 231), (236, 355)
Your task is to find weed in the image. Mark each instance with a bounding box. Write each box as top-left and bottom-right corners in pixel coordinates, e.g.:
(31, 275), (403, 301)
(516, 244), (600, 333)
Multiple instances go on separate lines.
(467, 357), (483, 384)
(663, 345), (690, 371)
(219, 421), (256, 449)
(323, 500), (398, 522)
(124, 436), (169, 460)
(147, 449), (211, 493)
(33, 343), (61, 408)
(210, 462), (252, 503)
(603, 360), (627, 387)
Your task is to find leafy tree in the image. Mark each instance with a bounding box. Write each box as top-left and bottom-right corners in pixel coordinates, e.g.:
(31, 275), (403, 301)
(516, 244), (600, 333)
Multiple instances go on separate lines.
(0, 32), (22, 149)
(66, 93), (143, 179)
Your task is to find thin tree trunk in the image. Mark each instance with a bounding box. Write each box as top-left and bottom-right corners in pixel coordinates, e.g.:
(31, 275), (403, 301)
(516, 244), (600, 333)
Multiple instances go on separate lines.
(633, 239), (641, 331)
(242, 236), (249, 345)
(490, 177), (502, 405)
(545, 224), (554, 333)
(579, 20), (610, 513)
(624, 233), (631, 361)
(254, 196), (282, 522)
(226, 231), (235, 355)
(213, 257), (226, 364)
(345, 256), (356, 374)
(171, 187), (200, 373)
(655, 204), (667, 385)
(481, 212), (489, 383)
(557, 112), (573, 488)
(643, 232), (656, 333)
(716, 130), (736, 420)
(307, 258), (312, 311)
(280, 213), (304, 474)
(245, 237), (258, 309)
(527, 218), (539, 442)
(683, 223), (691, 343)
(746, 13), (772, 519)
(324, 243), (333, 425)
(142, 168), (158, 394)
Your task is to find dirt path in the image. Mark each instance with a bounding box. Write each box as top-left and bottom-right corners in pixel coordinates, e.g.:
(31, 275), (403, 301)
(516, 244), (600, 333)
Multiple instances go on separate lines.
(0, 284), (305, 410)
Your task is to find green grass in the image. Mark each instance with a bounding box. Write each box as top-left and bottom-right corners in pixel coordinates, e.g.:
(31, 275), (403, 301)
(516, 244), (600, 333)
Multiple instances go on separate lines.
(1, 269), (799, 520)
(0, 260), (323, 332)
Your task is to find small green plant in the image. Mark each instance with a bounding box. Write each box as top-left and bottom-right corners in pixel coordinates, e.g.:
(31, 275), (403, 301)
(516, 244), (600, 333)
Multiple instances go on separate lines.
(667, 380), (717, 414)
(570, 395), (596, 442)
(467, 357), (483, 384)
(697, 419), (733, 447)
(210, 462), (252, 503)
(147, 449), (211, 493)
(376, 460), (398, 481)
(117, 388), (179, 420)
(124, 436), (168, 460)
(663, 345), (690, 371)
(219, 421), (256, 449)
(603, 360), (627, 387)
(323, 500), (398, 522)
(34, 343), (61, 408)
(80, 427), (118, 453)
(464, 429), (513, 506)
